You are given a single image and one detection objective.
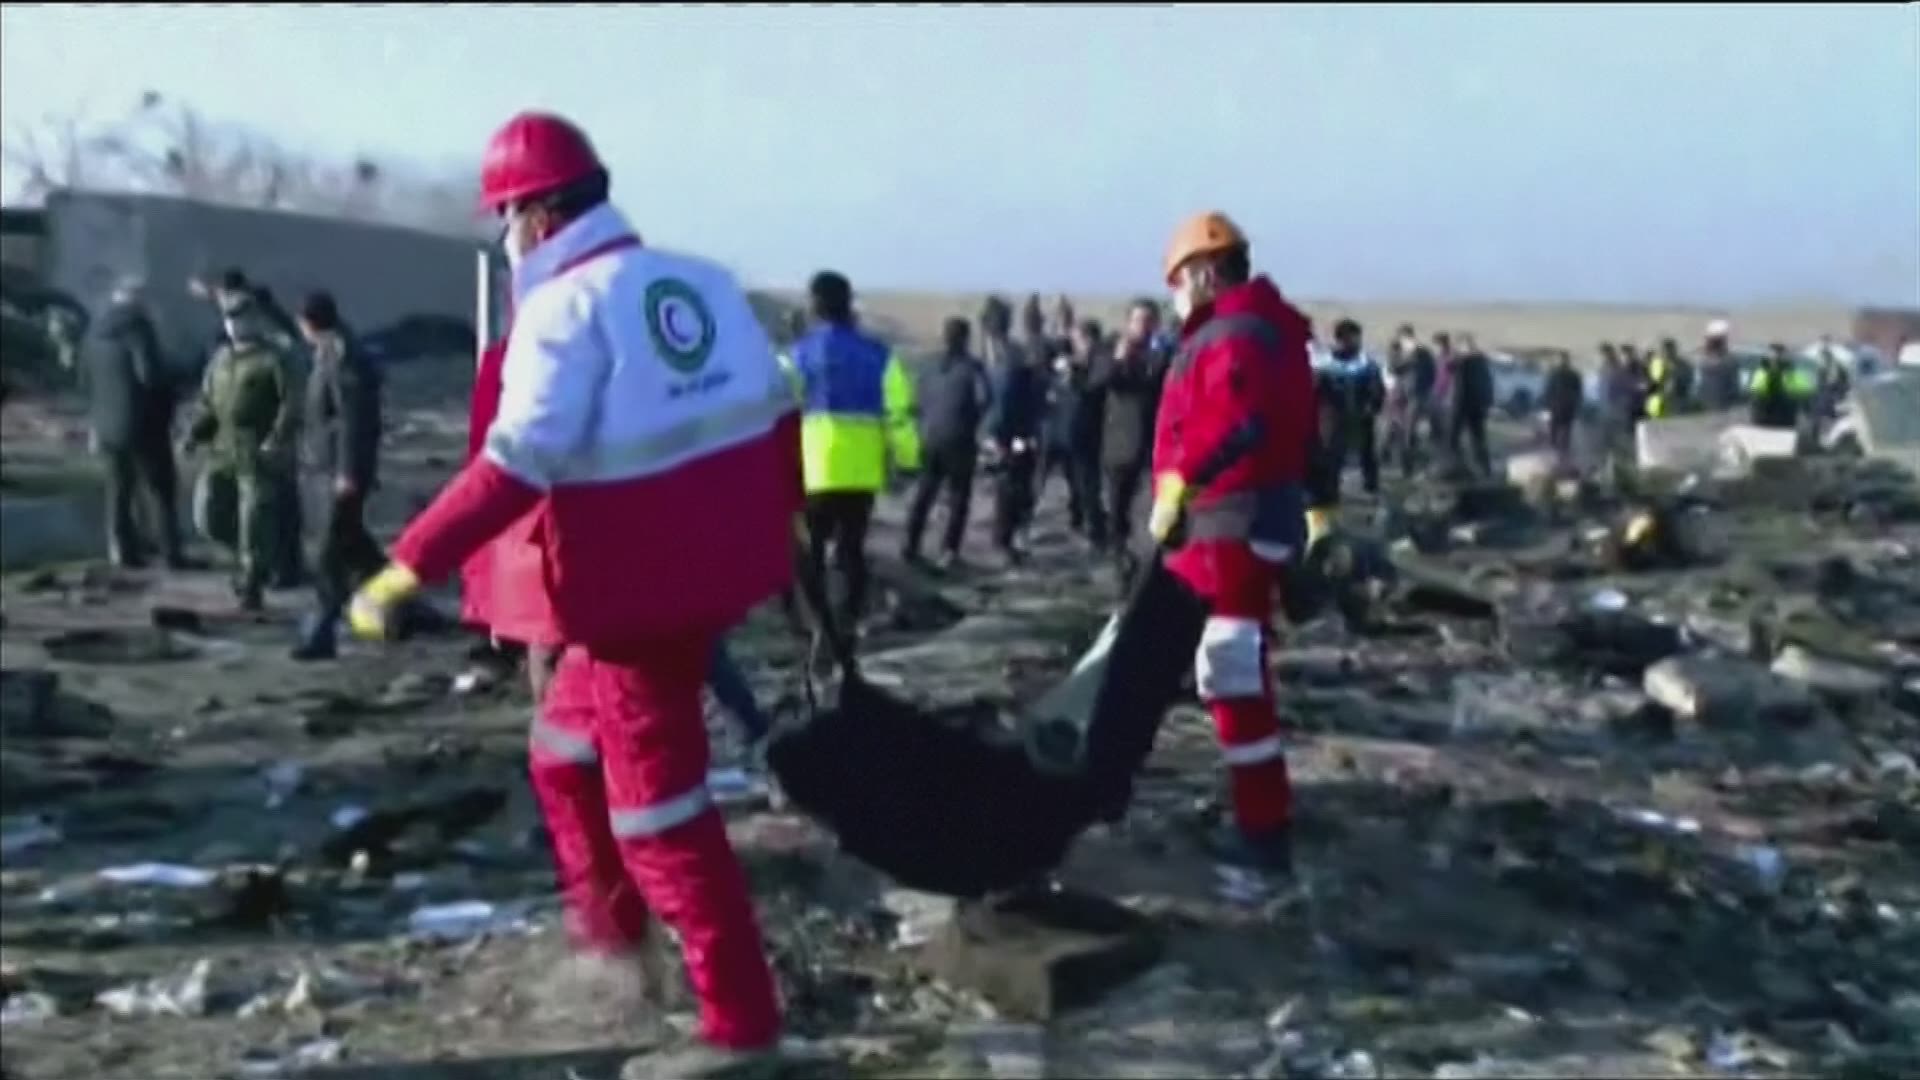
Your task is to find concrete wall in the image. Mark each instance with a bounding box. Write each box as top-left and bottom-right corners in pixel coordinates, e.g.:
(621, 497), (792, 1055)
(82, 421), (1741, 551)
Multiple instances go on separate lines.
(40, 190), (481, 365)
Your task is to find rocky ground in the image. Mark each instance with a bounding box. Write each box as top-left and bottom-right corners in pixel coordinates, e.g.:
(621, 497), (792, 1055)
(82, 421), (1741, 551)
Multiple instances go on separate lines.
(2, 370), (1918, 1080)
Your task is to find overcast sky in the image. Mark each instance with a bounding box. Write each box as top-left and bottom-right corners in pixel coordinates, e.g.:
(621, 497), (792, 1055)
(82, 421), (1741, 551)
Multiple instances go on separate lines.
(3, 4), (1915, 305)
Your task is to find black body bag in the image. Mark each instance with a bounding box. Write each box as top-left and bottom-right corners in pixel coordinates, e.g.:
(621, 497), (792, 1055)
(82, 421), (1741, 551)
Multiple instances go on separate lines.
(764, 425), (1259, 898)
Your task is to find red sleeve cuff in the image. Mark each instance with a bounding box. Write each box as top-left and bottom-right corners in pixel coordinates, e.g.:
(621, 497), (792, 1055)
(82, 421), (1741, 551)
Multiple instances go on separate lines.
(391, 457), (541, 584)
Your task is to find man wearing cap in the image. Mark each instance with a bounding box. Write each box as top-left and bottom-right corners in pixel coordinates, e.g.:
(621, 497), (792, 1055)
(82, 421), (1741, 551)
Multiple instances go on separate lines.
(1147, 211), (1317, 873)
(182, 291), (301, 609)
(342, 112), (800, 1077)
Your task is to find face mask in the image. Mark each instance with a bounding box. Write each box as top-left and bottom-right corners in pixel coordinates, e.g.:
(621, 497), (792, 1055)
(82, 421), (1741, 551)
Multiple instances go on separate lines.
(500, 209), (535, 269)
(1170, 282), (1195, 322)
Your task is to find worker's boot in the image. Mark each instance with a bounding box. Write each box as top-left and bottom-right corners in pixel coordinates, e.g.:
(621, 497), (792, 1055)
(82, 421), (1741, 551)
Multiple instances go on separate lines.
(1207, 823), (1294, 878)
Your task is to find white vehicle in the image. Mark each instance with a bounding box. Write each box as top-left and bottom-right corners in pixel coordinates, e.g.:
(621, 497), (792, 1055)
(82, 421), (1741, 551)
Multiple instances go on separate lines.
(1487, 353), (1547, 417)
(1800, 340), (1886, 379)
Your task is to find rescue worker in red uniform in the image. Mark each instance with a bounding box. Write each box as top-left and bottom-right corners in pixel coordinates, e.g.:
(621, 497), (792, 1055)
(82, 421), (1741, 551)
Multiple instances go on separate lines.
(347, 113), (802, 1077)
(1147, 211), (1316, 873)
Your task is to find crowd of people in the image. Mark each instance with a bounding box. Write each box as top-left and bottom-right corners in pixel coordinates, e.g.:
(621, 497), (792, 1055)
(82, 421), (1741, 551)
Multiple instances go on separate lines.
(1588, 324), (1847, 435)
(77, 269), (385, 658)
(53, 105), (1883, 1079)
(314, 112), (1325, 1078)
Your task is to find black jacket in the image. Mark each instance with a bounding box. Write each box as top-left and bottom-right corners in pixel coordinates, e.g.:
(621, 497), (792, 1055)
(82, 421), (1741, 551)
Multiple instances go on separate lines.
(82, 303), (174, 450)
(301, 330), (382, 489)
(1043, 358), (1103, 454)
(1404, 347), (1437, 400)
(1451, 352), (1494, 416)
(988, 362), (1046, 446)
(1544, 366), (1585, 417)
(1092, 342), (1163, 469)
(917, 351), (992, 451)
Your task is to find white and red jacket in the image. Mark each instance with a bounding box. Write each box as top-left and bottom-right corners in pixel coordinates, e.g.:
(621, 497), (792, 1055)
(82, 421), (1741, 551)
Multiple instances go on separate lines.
(394, 203), (803, 648)
(458, 334), (566, 646)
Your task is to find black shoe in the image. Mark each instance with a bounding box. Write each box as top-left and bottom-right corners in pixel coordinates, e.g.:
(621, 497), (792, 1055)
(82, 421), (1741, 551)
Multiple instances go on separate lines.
(290, 614), (338, 661)
(1207, 824), (1294, 876)
(290, 636), (337, 661)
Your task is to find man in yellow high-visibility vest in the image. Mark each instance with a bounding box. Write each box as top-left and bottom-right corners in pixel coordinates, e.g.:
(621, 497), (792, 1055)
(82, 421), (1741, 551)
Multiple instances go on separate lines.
(785, 271), (920, 632)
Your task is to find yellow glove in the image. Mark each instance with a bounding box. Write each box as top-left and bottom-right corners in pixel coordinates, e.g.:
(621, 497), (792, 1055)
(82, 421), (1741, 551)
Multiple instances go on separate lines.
(347, 563), (421, 642)
(1622, 511), (1656, 547)
(1306, 507), (1333, 548)
(1147, 471), (1190, 544)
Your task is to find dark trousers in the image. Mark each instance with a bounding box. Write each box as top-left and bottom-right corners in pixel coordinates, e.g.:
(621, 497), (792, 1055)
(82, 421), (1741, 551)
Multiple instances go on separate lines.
(1307, 437), (1343, 509)
(707, 636), (770, 743)
(904, 442), (976, 558)
(312, 487), (386, 622)
(1449, 408), (1492, 476)
(1040, 442), (1105, 542)
(1104, 464), (1145, 550)
(993, 447), (1038, 551)
(804, 491), (876, 622)
(101, 441), (182, 565)
(1326, 412), (1380, 495)
(273, 469), (306, 585)
(1548, 410), (1578, 457)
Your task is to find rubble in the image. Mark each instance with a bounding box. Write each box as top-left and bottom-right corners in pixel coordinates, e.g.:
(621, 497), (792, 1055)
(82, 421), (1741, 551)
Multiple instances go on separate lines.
(6, 347), (1920, 1080)
(921, 885), (1163, 1021)
(1770, 643), (1892, 699)
(1643, 655), (1815, 726)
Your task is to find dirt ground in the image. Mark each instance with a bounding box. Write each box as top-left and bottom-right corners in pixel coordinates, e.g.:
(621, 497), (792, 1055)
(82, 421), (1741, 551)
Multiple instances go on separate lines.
(2, 352), (1917, 1080)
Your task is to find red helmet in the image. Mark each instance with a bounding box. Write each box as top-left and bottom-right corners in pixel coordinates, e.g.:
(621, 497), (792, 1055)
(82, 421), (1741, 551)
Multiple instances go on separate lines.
(478, 112), (605, 210)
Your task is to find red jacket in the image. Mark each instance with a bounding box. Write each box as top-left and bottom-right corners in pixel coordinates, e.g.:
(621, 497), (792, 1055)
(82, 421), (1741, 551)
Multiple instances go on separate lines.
(393, 203), (801, 649)
(459, 337), (563, 646)
(1153, 276), (1317, 600)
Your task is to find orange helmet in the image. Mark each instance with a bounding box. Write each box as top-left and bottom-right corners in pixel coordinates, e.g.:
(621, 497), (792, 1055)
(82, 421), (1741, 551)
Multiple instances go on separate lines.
(1163, 211), (1249, 285)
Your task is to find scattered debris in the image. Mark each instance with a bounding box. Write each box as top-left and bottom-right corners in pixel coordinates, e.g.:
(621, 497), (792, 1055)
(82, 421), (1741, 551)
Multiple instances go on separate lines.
(95, 958), (213, 1018)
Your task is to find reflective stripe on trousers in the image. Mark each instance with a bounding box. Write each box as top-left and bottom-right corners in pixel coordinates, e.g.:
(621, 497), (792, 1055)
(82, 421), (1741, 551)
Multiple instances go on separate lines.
(531, 715), (720, 835)
(1221, 733), (1287, 766)
(529, 718), (599, 764)
(610, 785), (713, 839)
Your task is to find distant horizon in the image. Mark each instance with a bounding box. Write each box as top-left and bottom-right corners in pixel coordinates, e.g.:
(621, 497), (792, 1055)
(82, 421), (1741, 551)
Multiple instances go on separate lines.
(7, 184), (1901, 316)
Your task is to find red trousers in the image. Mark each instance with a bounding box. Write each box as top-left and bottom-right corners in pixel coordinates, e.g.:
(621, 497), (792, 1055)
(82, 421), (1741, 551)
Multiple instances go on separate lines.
(1170, 539), (1293, 834)
(527, 638), (780, 1050)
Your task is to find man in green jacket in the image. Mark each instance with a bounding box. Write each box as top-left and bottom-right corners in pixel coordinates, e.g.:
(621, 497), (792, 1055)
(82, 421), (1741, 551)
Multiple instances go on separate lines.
(183, 292), (301, 610)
